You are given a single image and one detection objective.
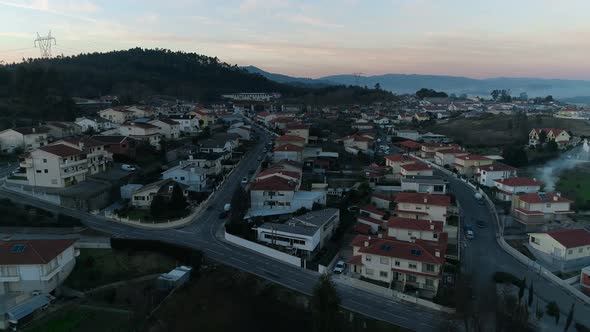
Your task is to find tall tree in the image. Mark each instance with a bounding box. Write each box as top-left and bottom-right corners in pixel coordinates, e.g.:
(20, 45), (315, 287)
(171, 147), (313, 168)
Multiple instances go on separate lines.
(168, 184), (188, 211)
(518, 277), (526, 304)
(528, 281), (534, 307)
(150, 195), (167, 220)
(565, 303), (575, 332)
(311, 274), (341, 332)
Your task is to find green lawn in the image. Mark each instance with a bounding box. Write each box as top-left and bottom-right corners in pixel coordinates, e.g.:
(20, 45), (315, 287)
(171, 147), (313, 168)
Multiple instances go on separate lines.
(23, 307), (133, 332)
(556, 165), (590, 210)
(65, 249), (176, 291)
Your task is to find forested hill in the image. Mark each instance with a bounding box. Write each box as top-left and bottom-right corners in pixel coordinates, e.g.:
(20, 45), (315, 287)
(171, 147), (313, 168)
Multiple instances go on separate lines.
(0, 48), (397, 125)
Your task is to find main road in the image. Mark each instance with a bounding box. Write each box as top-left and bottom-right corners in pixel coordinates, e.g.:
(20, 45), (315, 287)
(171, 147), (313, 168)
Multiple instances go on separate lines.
(0, 125), (448, 332)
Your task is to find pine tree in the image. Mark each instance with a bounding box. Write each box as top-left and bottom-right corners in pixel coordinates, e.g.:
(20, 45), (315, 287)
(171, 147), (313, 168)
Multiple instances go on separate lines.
(311, 274), (341, 332)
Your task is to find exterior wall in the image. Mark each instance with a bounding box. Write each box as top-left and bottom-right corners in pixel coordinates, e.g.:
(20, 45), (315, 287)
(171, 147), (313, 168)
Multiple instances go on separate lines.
(479, 170), (517, 187)
(529, 233), (590, 261)
(149, 120), (180, 139)
(162, 169), (207, 191)
(256, 228), (319, 253)
(285, 128), (309, 143)
(224, 231), (301, 267)
(250, 190), (295, 210)
(400, 182), (447, 195)
(371, 197), (392, 210)
(0, 130), (48, 153)
(132, 187), (160, 208)
(400, 168), (434, 177)
(387, 227), (438, 242)
(396, 202), (447, 223)
(22, 150), (87, 188)
(273, 150), (302, 162)
(99, 109), (133, 124)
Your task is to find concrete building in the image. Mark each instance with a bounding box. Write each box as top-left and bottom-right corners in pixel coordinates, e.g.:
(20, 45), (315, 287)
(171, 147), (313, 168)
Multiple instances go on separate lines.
(400, 162), (434, 177)
(512, 192), (574, 229)
(131, 179), (186, 209)
(387, 217), (444, 243)
(91, 135), (137, 160)
(494, 177), (543, 202)
(170, 115), (200, 135)
(18, 144), (88, 188)
(401, 176), (447, 194)
(161, 164), (207, 192)
(357, 205), (387, 233)
(434, 148), (468, 167)
(119, 122), (162, 149)
(476, 163), (517, 187)
(452, 154), (493, 177)
(0, 127), (49, 153)
(45, 122), (82, 139)
(255, 208), (340, 258)
(528, 229), (590, 271)
(0, 239), (77, 329)
(273, 144), (304, 163)
(54, 137), (108, 175)
(394, 193), (451, 224)
(149, 119), (181, 139)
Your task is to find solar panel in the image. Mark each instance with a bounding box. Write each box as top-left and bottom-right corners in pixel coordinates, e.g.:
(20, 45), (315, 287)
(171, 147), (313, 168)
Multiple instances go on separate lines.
(10, 244), (26, 253)
(538, 193), (548, 201)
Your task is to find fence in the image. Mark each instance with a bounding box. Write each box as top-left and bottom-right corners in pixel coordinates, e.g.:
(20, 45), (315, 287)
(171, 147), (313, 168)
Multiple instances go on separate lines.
(335, 275), (455, 314)
(224, 231), (302, 267)
(318, 253), (342, 274)
(2, 183), (62, 205)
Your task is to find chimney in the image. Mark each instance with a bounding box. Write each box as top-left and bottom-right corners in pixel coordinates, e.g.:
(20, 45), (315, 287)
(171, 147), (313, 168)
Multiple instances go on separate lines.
(32, 127), (36, 133)
(435, 249), (441, 257)
(554, 195), (558, 201)
(556, 192), (561, 197)
(364, 240), (369, 247)
(377, 233), (383, 239)
(423, 198), (428, 203)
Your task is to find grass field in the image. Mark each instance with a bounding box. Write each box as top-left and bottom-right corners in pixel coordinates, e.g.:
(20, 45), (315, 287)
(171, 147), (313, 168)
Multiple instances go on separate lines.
(429, 114), (590, 147)
(556, 164), (590, 211)
(23, 307), (133, 332)
(65, 249), (176, 290)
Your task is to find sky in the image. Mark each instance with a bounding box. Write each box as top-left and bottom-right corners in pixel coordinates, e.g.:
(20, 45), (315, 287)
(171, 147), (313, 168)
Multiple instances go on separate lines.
(1, 0), (590, 80)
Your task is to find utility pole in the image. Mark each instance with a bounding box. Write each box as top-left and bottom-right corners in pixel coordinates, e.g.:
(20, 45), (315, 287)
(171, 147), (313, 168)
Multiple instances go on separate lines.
(34, 31), (57, 58)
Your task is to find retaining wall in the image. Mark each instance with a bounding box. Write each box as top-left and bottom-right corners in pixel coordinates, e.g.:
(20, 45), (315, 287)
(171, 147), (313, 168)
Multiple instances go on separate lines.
(224, 231), (302, 267)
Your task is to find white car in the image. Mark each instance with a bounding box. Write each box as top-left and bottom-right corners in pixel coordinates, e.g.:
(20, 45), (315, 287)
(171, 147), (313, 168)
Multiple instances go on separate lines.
(241, 177), (248, 184)
(333, 260), (346, 274)
(120, 164), (136, 171)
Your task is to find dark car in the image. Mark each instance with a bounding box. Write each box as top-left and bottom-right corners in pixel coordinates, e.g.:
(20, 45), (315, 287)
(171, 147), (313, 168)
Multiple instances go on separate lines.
(218, 211), (229, 219)
(476, 219), (487, 228)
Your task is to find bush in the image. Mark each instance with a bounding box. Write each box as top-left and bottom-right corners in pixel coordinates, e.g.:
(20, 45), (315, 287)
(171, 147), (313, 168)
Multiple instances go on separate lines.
(493, 271), (524, 287)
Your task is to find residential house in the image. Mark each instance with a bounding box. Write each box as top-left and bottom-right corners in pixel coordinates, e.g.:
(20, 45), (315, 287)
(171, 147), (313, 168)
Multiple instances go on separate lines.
(347, 235), (445, 298)
(511, 192), (574, 229)
(191, 109), (214, 128)
(352, 119), (374, 130)
(119, 122), (162, 149)
(476, 163), (517, 187)
(198, 133), (236, 155)
(255, 208), (340, 258)
(387, 217), (444, 243)
(529, 128), (571, 147)
(98, 107), (134, 124)
(371, 194), (394, 210)
(18, 144), (88, 188)
(91, 135), (137, 159)
(0, 127), (49, 153)
(75, 117), (116, 133)
(55, 137), (108, 175)
(0, 239), (77, 329)
(400, 162), (434, 177)
(273, 144), (304, 162)
(161, 164), (207, 192)
(255, 111), (277, 125)
(396, 130), (420, 141)
(131, 179), (186, 208)
(45, 122), (82, 139)
(285, 123), (309, 144)
(401, 176), (447, 194)
(385, 154), (418, 179)
(434, 148), (468, 167)
(357, 205), (387, 233)
(149, 119), (181, 139)
(275, 135), (306, 148)
(419, 143), (459, 160)
(397, 140), (422, 154)
(395, 193), (450, 224)
(452, 154), (493, 177)
(170, 115), (200, 135)
(248, 176), (326, 217)
(180, 153), (225, 176)
(528, 229), (590, 270)
(494, 177), (543, 202)
(341, 134), (373, 153)
(227, 125), (251, 140)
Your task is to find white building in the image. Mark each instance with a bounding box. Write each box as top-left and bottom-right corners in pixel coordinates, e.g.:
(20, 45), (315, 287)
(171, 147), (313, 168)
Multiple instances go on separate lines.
(75, 117), (116, 133)
(255, 208), (340, 258)
(528, 229), (590, 270)
(149, 119), (181, 139)
(0, 127), (49, 153)
(161, 164), (207, 192)
(17, 144), (88, 188)
(401, 176), (447, 194)
(476, 163), (517, 187)
(170, 115), (200, 135)
(494, 177), (543, 202)
(394, 193), (450, 224)
(0, 239), (77, 329)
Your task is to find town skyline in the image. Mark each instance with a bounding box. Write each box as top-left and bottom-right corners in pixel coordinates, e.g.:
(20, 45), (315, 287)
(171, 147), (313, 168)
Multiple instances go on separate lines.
(1, 0), (590, 80)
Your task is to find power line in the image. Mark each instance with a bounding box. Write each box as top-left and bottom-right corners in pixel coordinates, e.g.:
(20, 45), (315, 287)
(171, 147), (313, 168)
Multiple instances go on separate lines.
(34, 31), (57, 58)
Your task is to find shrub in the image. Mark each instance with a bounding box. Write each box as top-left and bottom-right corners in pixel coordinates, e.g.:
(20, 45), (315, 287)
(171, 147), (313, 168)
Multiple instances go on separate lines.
(493, 271), (524, 287)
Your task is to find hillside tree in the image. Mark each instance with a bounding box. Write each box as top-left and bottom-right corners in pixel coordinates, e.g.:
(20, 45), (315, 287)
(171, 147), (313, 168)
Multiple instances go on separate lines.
(311, 274), (341, 332)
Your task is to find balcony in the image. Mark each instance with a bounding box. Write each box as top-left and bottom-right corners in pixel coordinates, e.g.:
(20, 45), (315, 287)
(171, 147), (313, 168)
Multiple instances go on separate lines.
(19, 160), (32, 168)
(0, 275), (20, 282)
(60, 158), (87, 168)
(61, 168), (88, 178)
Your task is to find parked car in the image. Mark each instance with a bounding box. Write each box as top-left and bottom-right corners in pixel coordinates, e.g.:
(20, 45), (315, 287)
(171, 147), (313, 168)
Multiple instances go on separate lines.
(120, 164), (136, 171)
(464, 224), (475, 239)
(241, 177), (249, 184)
(333, 260), (346, 274)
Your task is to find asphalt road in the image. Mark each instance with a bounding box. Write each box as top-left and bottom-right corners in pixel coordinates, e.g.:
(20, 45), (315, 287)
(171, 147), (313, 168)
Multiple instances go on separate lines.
(0, 123), (448, 332)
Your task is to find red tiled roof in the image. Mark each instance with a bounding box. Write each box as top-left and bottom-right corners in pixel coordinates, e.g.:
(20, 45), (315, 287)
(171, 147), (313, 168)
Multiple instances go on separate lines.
(388, 217), (443, 232)
(372, 193), (394, 202)
(397, 140), (422, 149)
(0, 239), (76, 265)
(514, 208), (544, 216)
(436, 148), (467, 155)
(352, 235), (445, 264)
(495, 177), (543, 187)
(353, 223), (373, 235)
(516, 192), (573, 204)
(477, 163), (516, 172)
(385, 154), (417, 162)
(358, 215), (384, 225)
(38, 144), (83, 157)
(395, 193), (451, 207)
(257, 111), (272, 117)
(347, 255), (363, 265)
(401, 162), (432, 172)
(276, 135), (305, 142)
(360, 204), (386, 216)
(256, 169), (301, 180)
(395, 208), (430, 216)
(545, 229), (590, 248)
(249, 177), (297, 191)
(273, 144), (304, 152)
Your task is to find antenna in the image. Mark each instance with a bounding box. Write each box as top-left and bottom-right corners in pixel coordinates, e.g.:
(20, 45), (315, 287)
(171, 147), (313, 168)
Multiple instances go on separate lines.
(352, 72), (364, 86)
(34, 31), (57, 58)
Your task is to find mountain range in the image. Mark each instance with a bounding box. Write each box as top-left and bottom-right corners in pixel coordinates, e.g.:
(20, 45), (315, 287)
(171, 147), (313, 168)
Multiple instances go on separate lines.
(244, 66), (590, 100)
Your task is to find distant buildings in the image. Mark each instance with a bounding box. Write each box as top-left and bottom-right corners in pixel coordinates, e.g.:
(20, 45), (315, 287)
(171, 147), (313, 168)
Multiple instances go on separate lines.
(528, 128), (571, 147)
(0, 127), (49, 153)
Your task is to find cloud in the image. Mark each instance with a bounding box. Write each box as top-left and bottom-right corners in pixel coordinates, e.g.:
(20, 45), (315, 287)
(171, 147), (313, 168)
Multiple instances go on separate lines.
(0, 0), (100, 21)
(239, 0), (289, 12)
(283, 14), (343, 29)
(136, 13), (160, 25)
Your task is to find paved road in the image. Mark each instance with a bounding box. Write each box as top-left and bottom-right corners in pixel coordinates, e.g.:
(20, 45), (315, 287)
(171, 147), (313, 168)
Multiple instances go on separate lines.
(441, 170), (590, 331)
(0, 123), (448, 332)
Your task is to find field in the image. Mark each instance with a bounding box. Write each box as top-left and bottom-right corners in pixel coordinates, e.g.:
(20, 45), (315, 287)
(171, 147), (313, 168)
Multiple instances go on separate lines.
(556, 164), (590, 211)
(0, 198), (82, 228)
(429, 114), (590, 147)
(24, 307), (133, 332)
(65, 249), (176, 290)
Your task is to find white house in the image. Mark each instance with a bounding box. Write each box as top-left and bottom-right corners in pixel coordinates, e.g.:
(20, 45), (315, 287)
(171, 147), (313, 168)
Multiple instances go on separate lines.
(528, 229), (590, 270)
(75, 117), (116, 133)
(476, 163), (517, 187)
(512, 192), (574, 229)
(395, 193), (450, 224)
(400, 162), (434, 177)
(98, 107), (135, 124)
(119, 122), (162, 149)
(494, 177), (542, 202)
(255, 208), (340, 258)
(0, 127), (49, 153)
(387, 217), (444, 243)
(170, 115), (200, 135)
(149, 119), (181, 139)
(357, 205), (387, 233)
(161, 164), (207, 192)
(401, 176), (447, 194)
(17, 144), (88, 188)
(0, 239), (77, 329)
(434, 148), (468, 167)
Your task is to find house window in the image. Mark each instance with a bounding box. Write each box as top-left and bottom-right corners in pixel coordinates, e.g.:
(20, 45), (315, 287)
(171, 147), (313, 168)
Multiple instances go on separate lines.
(365, 268), (374, 276)
(379, 271), (388, 278)
(43, 159), (47, 163)
(546, 203), (551, 208)
(380, 257), (389, 265)
(395, 261), (400, 266)
(424, 264), (435, 272)
(365, 255), (372, 262)
(36, 170), (42, 173)
(407, 275), (417, 283)
(568, 249), (573, 255)
(433, 233), (438, 239)
(425, 279), (434, 287)
(579, 248), (584, 253)
(44, 169), (48, 173)
(409, 263), (417, 269)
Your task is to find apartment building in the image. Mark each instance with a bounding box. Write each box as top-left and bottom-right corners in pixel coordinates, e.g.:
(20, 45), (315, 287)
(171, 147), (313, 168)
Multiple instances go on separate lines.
(512, 192), (574, 229)
(452, 154), (493, 177)
(434, 148), (468, 166)
(394, 192), (450, 224)
(119, 122), (162, 149)
(0, 127), (49, 153)
(55, 137), (108, 175)
(401, 176), (447, 194)
(494, 177), (543, 202)
(18, 144), (88, 188)
(476, 163), (517, 187)
(0, 239), (77, 329)
(149, 119), (181, 139)
(347, 235), (445, 298)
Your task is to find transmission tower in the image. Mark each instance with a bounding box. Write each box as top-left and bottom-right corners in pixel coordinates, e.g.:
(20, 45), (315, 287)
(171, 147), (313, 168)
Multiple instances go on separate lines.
(34, 31), (57, 58)
(352, 72), (364, 86)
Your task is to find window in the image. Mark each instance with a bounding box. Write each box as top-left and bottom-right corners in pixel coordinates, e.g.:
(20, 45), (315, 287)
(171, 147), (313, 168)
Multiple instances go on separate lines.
(433, 233), (438, 239)
(424, 264), (435, 272)
(36, 170), (42, 173)
(579, 248), (584, 253)
(379, 271), (388, 278)
(531, 236), (540, 245)
(425, 279), (434, 287)
(380, 257), (389, 265)
(365, 268), (374, 276)
(44, 169), (48, 173)
(568, 249), (573, 255)
(43, 159), (47, 163)
(365, 255), (372, 262)
(409, 263), (417, 269)
(395, 261), (400, 266)
(407, 275), (417, 283)
(0, 266), (17, 277)
(546, 203), (551, 208)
